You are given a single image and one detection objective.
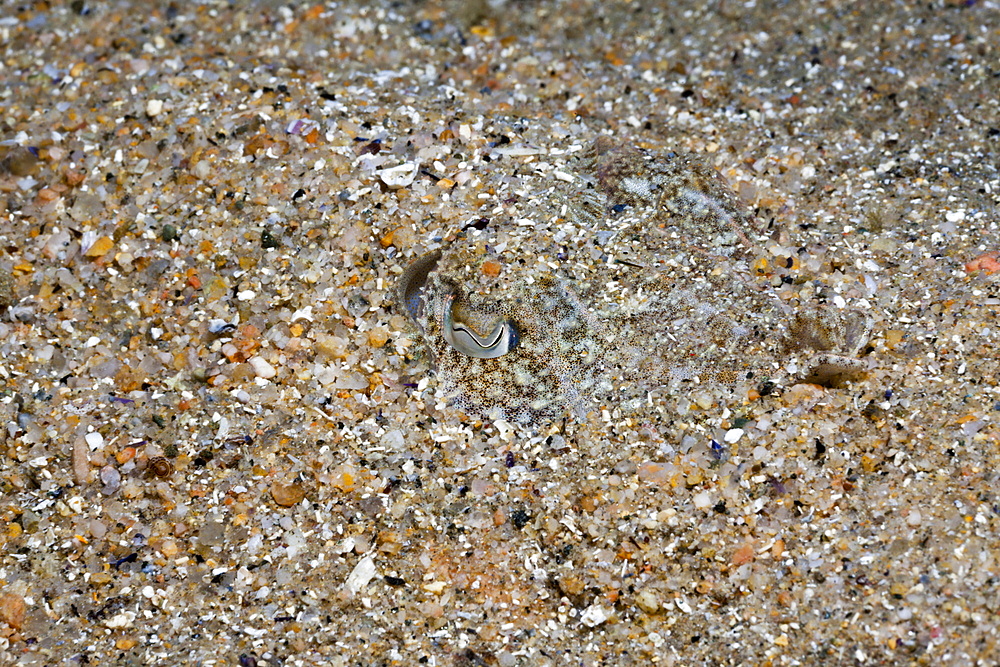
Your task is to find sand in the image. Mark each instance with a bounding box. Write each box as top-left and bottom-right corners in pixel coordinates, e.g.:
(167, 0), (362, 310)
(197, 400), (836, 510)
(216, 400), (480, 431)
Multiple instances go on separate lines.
(1, 1), (999, 664)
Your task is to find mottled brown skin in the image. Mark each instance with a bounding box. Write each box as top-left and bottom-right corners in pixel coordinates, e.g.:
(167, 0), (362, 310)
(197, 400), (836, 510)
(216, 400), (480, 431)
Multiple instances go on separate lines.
(587, 139), (872, 395)
(591, 136), (760, 257)
(397, 138), (874, 424)
(415, 249), (609, 424)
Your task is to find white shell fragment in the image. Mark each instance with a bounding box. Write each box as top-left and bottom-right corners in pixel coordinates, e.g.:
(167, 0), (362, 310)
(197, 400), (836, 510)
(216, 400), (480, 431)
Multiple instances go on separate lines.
(208, 319), (237, 334)
(377, 161), (418, 188)
(579, 603), (612, 627)
(724, 428), (745, 443)
(104, 611), (137, 629)
(344, 555), (377, 594)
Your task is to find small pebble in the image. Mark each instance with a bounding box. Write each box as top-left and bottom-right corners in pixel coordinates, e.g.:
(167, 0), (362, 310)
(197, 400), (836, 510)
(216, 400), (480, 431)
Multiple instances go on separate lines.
(0, 592), (26, 630)
(73, 435), (91, 485)
(104, 612), (136, 629)
(965, 252), (1000, 275)
(99, 465), (121, 494)
(367, 326), (390, 348)
(248, 356), (277, 379)
(732, 542), (755, 566)
(88, 519), (107, 539)
(0, 271), (15, 308)
(261, 229), (279, 249)
(161, 224), (179, 242)
(270, 480), (305, 507)
(158, 538), (179, 557)
(481, 260), (502, 277)
(635, 589), (660, 614)
(83, 236), (114, 258)
(208, 319), (235, 334)
(782, 383), (826, 409)
(327, 464), (358, 492)
(0, 145), (39, 177)
(90, 573), (112, 586)
(692, 491), (713, 509)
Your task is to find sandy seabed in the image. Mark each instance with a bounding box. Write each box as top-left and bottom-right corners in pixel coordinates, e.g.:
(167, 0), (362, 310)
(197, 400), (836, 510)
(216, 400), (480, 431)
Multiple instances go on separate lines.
(1, 1), (1000, 665)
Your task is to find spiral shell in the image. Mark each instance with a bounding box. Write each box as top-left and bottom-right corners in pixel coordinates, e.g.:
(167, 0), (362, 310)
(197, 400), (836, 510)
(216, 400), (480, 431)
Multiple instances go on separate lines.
(147, 456), (173, 478)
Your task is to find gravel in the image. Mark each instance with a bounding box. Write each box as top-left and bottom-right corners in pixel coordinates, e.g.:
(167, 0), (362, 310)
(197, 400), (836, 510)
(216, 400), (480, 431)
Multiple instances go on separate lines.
(1, 1), (999, 664)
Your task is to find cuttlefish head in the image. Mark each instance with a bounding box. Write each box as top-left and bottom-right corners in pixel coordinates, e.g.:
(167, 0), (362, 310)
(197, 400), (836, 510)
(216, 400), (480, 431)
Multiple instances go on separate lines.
(396, 250), (519, 359)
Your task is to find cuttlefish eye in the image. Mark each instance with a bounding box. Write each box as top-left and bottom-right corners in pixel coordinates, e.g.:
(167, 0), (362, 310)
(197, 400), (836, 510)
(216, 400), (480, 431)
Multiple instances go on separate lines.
(442, 293), (519, 359)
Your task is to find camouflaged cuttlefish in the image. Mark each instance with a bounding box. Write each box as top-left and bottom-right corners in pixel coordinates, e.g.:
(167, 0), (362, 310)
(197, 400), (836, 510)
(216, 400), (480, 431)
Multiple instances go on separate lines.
(396, 137), (874, 425)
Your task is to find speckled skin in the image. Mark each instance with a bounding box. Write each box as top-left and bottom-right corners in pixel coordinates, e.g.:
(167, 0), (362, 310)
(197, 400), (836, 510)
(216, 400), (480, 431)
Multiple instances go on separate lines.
(585, 139), (873, 395)
(398, 138), (873, 424)
(405, 246), (610, 423)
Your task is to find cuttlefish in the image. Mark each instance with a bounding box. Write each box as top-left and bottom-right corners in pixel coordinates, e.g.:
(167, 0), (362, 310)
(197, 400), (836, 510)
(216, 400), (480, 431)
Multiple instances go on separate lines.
(396, 138), (873, 425)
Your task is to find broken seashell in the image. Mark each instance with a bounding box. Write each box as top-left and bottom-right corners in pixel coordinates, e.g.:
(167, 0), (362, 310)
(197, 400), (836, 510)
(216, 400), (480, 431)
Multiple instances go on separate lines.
(377, 161), (419, 188)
